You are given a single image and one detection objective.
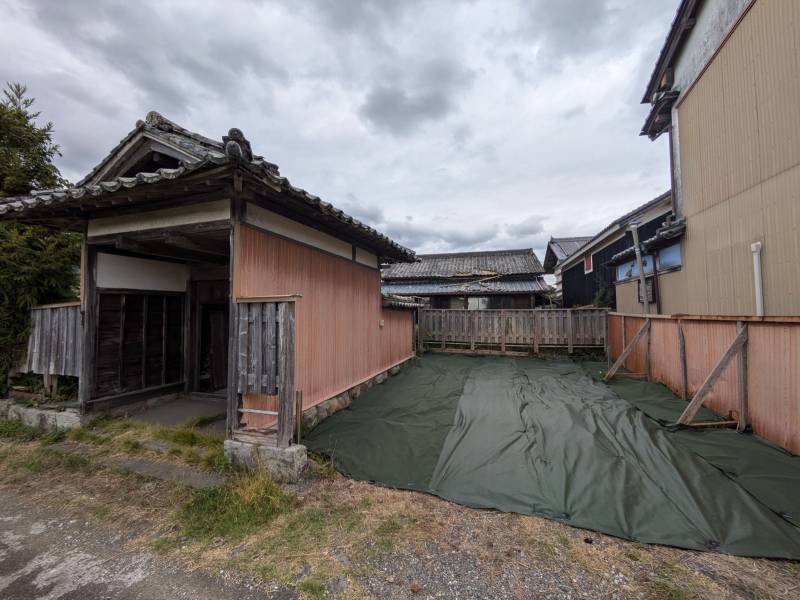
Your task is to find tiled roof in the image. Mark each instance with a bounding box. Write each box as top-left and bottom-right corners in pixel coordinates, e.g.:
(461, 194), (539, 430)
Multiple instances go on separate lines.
(543, 236), (592, 272)
(381, 278), (549, 296)
(0, 111), (414, 262)
(382, 248), (543, 280)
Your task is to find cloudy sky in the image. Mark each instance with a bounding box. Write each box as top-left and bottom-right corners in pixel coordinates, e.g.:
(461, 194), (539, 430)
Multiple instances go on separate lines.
(1, 0), (678, 262)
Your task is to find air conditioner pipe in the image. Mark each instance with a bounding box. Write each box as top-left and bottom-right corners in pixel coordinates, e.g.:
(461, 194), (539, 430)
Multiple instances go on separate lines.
(751, 241), (764, 317)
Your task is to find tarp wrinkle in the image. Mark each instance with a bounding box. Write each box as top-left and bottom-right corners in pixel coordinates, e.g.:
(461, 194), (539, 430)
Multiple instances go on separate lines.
(306, 355), (800, 558)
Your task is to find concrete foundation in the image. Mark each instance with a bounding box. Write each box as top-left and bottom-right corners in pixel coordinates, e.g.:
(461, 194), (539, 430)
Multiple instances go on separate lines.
(0, 400), (88, 432)
(300, 358), (413, 430)
(224, 439), (307, 483)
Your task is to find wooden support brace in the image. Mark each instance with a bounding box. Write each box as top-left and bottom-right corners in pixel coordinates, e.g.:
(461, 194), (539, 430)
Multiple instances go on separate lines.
(677, 325), (748, 426)
(603, 319), (650, 381)
(736, 321), (748, 433)
(677, 319), (687, 401)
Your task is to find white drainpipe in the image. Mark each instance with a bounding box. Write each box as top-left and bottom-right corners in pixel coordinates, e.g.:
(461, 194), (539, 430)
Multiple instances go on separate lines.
(750, 242), (764, 317)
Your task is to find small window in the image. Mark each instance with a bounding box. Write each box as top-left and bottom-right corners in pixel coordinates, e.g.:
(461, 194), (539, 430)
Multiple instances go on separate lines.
(616, 255), (654, 282)
(583, 254), (593, 274)
(657, 243), (682, 270)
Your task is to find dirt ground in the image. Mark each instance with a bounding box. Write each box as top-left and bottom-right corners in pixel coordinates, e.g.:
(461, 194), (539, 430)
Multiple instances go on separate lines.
(1, 430), (799, 600)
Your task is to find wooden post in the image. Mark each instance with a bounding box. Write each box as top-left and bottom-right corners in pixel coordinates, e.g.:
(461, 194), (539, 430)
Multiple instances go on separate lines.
(567, 310), (574, 354)
(226, 201), (241, 438)
(644, 320), (651, 381)
(533, 311), (539, 355)
(677, 319), (687, 401)
(277, 302), (295, 448)
(605, 313), (612, 371)
(470, 311), (476, 351)
(118, 294), (127, 392)
(78, 243), (97, 414)
(736, 321), (748, 433)
(677, 325), (748, 425)
(604, 319), (650, 381)
(500, 309), (506, 353)
(440, 310), (446, 350)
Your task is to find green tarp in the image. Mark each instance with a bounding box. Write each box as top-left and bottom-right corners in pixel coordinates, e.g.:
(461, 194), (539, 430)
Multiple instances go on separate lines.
(306, 355), (800, 558)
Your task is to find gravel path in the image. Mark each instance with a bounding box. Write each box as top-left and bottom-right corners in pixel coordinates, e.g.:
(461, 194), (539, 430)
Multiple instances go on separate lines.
(0, 489), (293, 600)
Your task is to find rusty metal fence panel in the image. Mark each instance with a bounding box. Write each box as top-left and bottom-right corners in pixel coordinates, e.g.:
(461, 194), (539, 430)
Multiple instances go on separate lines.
(607, 312), (800, 455)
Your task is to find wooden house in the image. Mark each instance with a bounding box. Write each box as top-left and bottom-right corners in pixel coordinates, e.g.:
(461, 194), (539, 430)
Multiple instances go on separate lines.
(0, 111), (417, 460)
(381, 249), (550, 309)
(542, 237), (592, 300)
(640, 0), (800, 317)
(558, 192), (676, 310)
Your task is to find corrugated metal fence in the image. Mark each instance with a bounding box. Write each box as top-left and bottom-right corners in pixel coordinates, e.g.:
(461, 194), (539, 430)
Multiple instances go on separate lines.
(608, 312), (800, 455)
(25, 302), (82, 377)
(421, 308), (608, 353)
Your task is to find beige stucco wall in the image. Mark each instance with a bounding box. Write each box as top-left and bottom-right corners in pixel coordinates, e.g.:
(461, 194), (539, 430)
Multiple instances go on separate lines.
(614, 280), (658, 315)
(672, 0), (800, 316)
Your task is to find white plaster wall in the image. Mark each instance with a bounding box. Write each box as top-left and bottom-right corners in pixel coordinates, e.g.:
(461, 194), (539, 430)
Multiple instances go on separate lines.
(245, 203), (353, 260)
(355, 247), (378, 269)
(96, 252), (188, 292)
(672, 0), (750, 95)
(87, 199), (230, 237)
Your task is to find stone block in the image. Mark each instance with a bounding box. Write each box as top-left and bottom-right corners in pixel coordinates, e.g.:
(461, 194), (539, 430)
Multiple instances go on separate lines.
(224, 440), (307, 483)
(6, 404), (87, 432)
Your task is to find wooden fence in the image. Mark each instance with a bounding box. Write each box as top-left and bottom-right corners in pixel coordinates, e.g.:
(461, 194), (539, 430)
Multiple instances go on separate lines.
(25, 302), (82, 379)
(233, 300), (295, 448)
(420, 308), (608, 354)
(608, 312), (800, 455)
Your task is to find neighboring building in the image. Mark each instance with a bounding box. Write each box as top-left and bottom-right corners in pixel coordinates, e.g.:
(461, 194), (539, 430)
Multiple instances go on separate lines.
(381, 249), (550, 309)
(558, 192), (674, 310)
(640, 0), (800, 316)
(542, 237), (592, 299)
(0, 111), (417, 459)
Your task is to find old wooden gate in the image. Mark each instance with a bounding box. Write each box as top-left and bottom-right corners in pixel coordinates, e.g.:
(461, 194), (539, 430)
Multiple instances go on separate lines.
(231, 300), (295, 447)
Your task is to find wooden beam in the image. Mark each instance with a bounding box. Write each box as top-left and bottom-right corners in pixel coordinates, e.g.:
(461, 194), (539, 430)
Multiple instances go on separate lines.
(604, 319), (650, 381)
(677, 319), (687, 401)
(114, 236), (226, 264)
(276, 302), (295, 448)
(78, 242), (97, 413)
(163, 233), (228, 257)
(687, 420), (738, 429)
(736, 321), (748, 433)
(677, 325), (748, 425)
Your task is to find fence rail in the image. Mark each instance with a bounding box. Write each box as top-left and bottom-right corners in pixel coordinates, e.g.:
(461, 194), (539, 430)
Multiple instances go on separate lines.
(420, 308), (608, 354)
(25, 302), (82, 378)
(607, 312), (800, 455)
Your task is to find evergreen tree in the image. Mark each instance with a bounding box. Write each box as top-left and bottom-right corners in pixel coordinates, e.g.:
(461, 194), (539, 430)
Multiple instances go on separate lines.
(0, 83), (80, 390)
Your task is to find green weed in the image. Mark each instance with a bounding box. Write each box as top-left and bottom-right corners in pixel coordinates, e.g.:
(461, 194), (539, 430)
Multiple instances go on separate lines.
(0, 418), (40, 441)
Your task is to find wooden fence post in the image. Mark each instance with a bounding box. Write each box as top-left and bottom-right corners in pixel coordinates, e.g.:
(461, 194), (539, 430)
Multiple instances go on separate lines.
(500, 309), (506, 353)
(736, 321), (748, 432)
(470, 311), (476, 351)
(567, 310), (574, 354)
(533, 311), (539, 355)
(440, 310), (446, 350)
(604, 319), (650, 381)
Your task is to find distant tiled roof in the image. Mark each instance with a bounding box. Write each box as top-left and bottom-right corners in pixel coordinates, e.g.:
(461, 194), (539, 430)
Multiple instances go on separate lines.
(0, 111), (414, 263)
(382, 248), (543, 280)
(381, 278), (549, 297)
(543, 236), (592, 273)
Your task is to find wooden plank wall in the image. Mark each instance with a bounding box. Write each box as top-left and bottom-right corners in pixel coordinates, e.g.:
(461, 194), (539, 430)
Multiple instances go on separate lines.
(608, 313), (800, 454)
(25, 304), (82, 377)
(420, 308), (608, 351)
(234, 225), (415, 413)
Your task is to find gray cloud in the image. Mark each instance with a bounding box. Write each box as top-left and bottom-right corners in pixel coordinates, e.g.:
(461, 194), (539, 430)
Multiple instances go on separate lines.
(1, 0), (680, 264)
(359, 58), (474, 135)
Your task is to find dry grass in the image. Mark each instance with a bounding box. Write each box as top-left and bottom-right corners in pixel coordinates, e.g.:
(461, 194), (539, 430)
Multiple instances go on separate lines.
(1, 432), (798, 600)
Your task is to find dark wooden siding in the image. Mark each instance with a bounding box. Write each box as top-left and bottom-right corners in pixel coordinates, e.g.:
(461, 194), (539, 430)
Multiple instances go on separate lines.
(95, 291), (184, 397)
(562, 215), (665, 308)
